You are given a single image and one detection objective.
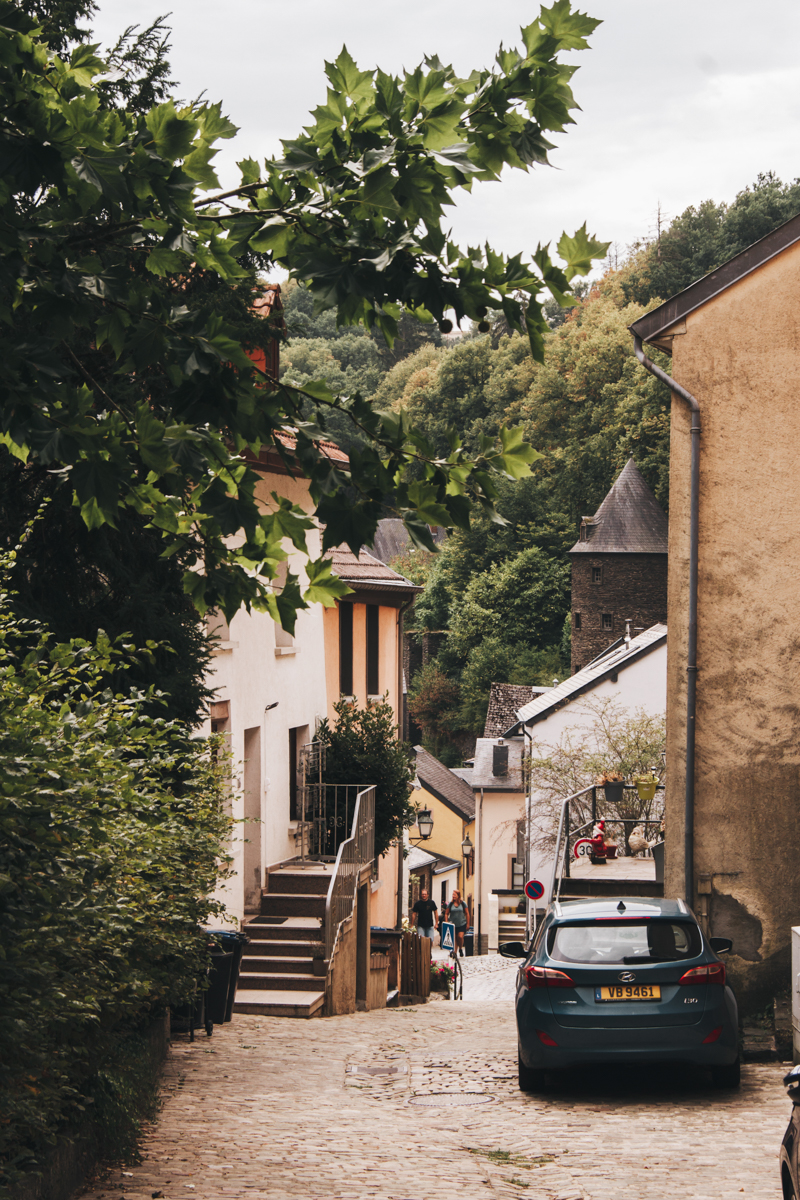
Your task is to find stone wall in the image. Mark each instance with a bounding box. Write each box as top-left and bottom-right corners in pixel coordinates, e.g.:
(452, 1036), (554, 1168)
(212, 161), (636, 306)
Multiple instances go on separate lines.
(570, 551), (668, 672)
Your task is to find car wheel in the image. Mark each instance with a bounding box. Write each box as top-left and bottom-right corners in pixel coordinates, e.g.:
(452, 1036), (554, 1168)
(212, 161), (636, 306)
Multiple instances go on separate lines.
(782, 1166), (798, 1200)
(711, 1056), (740, 1088)
(518, 1053), (546, 1092)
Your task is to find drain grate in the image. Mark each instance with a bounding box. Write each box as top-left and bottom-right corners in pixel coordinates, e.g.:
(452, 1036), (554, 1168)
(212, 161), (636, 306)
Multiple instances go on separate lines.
(410, 1092), (492, 1106)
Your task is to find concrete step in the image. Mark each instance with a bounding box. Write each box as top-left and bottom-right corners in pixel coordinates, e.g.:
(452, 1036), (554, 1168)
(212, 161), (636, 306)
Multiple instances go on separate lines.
(233, 990), (325, 1018)
(244, 922), (321, 942)
(240, 956), (316, 975)
(242, 939), (321, 958)
(260, 893), (326, 920)
(237, 972), (324, 992)
(266, 870), (331, 896)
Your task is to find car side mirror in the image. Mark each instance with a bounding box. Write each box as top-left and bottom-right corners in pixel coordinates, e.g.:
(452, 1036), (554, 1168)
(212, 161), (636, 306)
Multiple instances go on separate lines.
(710, 937), (732, 955)
(785, 1066), (800, 1101)
(499, 941), (527, 959)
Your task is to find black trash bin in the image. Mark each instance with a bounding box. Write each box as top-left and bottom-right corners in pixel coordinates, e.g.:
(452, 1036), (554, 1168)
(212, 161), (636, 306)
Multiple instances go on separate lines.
(171, 988), (207, 1040)
(206, 949), (234, 1026)
(206, 929), (249, 1022)
(464, 928), (474, 957)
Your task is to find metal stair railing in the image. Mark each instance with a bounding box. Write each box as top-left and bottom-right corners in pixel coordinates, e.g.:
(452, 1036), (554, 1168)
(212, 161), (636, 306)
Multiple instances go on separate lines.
(324, 785), (376, 962)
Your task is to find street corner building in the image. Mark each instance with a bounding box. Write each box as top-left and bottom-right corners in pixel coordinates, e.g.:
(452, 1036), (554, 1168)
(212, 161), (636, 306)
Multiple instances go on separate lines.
(629, 213), (800, 1009)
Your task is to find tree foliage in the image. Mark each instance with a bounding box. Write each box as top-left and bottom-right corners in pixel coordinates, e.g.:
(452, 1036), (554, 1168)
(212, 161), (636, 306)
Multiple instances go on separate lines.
(0, 558), (232, 1188)
(527, 697), (666, 857)
(623, 171), (800, 306)
(0, 2), (606, 626)
(316, 697), (416, 857)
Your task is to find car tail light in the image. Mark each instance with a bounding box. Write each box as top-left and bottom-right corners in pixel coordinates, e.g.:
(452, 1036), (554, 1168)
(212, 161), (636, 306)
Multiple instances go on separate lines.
(702, 1026), (723, 1044)
(679, 963), (726, 986)
(536, 1029), (558, 1046)
(524, 966), (575, 990)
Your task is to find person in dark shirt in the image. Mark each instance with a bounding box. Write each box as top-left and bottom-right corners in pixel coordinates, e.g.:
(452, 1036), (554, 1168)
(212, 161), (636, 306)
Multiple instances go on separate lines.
(412, 889), (438, 940)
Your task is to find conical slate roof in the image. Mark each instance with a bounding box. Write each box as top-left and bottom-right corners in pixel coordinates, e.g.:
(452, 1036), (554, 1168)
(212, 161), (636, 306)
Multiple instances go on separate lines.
(570, 459), (668, 554)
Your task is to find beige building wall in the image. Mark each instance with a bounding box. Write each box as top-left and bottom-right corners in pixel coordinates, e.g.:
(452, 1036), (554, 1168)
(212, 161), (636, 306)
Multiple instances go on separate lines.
(323, 600), (401, 723)
(664, 239), (800, 1006)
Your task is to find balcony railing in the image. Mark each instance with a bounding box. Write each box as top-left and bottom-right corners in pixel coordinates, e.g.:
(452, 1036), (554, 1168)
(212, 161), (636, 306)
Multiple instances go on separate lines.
(548, 783), (665, 906)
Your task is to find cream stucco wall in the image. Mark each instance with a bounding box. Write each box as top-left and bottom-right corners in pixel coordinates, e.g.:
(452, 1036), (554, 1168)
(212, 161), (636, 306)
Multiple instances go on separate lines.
(663, 240), (800, 1006)
(476, 791), (525, 944)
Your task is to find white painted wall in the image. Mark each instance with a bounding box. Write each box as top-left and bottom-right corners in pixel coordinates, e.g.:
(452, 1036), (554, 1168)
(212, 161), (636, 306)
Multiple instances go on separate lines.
(523, 640), (667, 907)
(201, 531), (329, 926)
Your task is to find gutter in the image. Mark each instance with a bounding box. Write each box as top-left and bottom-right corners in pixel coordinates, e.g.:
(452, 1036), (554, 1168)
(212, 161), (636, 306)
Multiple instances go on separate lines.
(632, 334), (700, 905)
(396, 596), (413, 931)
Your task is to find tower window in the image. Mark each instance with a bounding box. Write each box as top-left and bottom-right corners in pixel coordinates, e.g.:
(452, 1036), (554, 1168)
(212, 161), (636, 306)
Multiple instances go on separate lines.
(592, 566), (603, 584)
(602, 613), (613, 631)
(574, 612), (581, 630)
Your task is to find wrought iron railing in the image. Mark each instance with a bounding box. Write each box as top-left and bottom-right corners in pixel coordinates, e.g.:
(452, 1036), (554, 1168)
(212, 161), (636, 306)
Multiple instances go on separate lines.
(324, 785), (376, 961)
(547, 783), (665, 906)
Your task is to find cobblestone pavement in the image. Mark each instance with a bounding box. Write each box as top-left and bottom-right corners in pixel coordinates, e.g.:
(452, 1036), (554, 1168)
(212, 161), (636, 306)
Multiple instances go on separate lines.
(80, 997), (790, 1200)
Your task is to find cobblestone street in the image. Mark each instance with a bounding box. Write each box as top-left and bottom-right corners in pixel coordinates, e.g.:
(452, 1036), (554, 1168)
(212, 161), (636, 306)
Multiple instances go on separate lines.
(81, 968), (789, 1200)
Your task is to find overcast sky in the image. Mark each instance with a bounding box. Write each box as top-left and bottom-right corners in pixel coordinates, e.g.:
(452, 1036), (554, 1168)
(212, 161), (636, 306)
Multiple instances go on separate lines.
(92, 0), (800, 270)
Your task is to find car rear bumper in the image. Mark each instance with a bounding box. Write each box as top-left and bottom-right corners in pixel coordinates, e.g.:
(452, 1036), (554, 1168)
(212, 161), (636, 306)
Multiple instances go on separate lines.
(519, 1039), (739, 1070)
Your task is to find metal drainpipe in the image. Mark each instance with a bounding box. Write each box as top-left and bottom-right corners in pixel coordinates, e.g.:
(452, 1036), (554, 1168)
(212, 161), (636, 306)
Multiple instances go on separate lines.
(632, 334), (700, 905)
(396, 596), (414, 931)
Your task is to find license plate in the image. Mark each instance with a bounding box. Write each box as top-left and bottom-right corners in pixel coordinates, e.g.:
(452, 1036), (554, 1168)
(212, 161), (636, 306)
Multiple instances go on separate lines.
(595, 984), (661, 1002)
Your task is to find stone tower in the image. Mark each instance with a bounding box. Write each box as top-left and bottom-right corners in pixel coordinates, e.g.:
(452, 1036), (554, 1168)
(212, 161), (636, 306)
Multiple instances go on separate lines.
(569, 458), (668, 673)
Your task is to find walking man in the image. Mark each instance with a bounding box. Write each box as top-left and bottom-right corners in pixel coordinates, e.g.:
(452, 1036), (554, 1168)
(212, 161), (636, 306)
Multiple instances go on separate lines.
(411, 888), (438, 941)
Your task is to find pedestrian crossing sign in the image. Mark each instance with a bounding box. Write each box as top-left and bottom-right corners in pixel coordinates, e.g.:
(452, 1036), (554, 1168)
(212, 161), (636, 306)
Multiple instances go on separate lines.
(440, 921), (455, 951)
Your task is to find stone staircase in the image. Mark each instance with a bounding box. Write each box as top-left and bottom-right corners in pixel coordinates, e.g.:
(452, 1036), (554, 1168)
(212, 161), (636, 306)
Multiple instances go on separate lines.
(233, 864), (332, 1019)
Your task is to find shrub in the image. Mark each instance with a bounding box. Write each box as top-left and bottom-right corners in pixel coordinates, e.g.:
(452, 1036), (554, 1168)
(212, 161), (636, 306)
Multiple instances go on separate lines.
(0, 555), (232, 1192)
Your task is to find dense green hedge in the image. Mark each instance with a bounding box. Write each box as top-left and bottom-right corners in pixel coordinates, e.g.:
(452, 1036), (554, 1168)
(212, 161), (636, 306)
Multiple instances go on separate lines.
(0, 555), (232, 1194)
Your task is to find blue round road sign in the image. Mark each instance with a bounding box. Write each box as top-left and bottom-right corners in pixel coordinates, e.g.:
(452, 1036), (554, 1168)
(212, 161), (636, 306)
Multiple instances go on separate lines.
(524, 879), (545, 901)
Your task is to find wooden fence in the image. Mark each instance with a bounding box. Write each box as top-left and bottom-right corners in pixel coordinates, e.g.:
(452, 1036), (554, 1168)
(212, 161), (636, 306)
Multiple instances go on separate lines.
(400, 930), (431, 999)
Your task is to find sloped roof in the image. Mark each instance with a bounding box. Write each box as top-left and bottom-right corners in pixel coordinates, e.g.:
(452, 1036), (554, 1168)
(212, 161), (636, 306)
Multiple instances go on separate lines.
(407, 845), (437, 872)
(370, 518), (446, 564)
(414, 746), (475, 820)
(630, 210), (800, 351)
(326, 547), (422, 598)
(451, 736), (526, 792)
(508, 623), (667, 733)
(570, 458), (667, 555)
(483, 683), (551, 739)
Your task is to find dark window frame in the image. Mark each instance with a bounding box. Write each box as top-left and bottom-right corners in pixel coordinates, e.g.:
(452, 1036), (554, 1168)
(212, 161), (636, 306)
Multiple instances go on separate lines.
(574, 611), (582, 630)
(339, 602), (353, 695)
(592, 565), (603, 584)
(602, 613), (613, 631)
(366, 604), (379, 695)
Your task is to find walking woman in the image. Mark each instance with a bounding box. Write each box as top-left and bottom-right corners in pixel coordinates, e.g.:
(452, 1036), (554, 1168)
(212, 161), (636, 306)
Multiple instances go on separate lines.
(446, 890), (470, 957)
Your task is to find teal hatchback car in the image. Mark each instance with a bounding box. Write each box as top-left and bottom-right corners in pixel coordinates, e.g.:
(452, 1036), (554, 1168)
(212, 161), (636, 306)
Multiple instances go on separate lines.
(501, 897), (739, 1091)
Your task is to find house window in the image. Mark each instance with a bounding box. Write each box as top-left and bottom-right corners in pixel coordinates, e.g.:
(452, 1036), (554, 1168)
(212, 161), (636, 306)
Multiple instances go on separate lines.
(574, 612), (581, 630)
(275, 623), (294, 651)
(441, 879), (447, 908)
(289, 727), (301, 821)
(574, 663), (582, 673)
(511, 857), (525, 890)
(465, 853), (474, 879)
(339, 603), (353, 695)
(592, 566), (603, 584)
(602, 613), (613, 631)
(366, 604), (379, 695)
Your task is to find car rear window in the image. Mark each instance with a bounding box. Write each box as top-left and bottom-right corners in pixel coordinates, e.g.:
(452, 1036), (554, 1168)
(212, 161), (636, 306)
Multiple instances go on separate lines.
(548, 920), (701, 965)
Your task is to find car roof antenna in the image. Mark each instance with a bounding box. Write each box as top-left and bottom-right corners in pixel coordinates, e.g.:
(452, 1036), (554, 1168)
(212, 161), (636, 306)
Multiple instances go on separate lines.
(617, 901), (626, 912)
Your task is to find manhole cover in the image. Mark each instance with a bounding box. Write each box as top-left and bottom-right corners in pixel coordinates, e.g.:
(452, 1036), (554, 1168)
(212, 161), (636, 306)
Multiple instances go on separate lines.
(410, 1093), (492, 1106)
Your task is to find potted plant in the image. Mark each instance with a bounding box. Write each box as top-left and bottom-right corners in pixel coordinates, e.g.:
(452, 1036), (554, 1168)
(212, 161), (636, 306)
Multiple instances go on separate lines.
(634, 773), (658, 801)
(597, 771), (624, 805)
(430, 961), (455, 996)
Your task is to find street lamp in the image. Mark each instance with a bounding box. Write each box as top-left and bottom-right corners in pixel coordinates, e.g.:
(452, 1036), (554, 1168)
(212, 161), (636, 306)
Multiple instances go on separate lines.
(416, 808), (434, 840)
(461, 832), (473, 857)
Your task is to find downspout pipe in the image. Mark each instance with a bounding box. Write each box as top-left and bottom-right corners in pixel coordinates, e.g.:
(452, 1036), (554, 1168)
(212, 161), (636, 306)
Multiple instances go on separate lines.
(632, 334), (700, 905)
